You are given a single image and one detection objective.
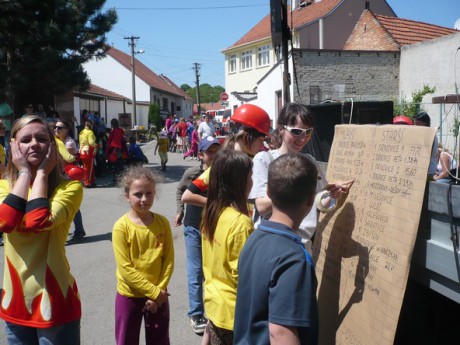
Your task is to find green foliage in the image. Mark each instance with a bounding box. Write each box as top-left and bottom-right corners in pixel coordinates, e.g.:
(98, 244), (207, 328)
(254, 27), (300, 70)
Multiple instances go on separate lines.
(148, 103), (162, 133)
(393, 84), (436, 119)
(186, 84), (225, 103)
(0, 0), (117, 110)
(180, 84), (191, 92)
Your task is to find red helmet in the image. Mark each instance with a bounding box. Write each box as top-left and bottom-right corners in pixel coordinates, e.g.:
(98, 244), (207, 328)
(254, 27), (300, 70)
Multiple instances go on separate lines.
(64, 164), (85, 181)
(231, 104), (271, 135)
(393, 115), (413, 125)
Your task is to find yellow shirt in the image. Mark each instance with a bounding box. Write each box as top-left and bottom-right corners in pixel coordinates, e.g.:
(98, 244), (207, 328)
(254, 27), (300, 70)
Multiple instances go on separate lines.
(156, 138), (169, 153)
(202, 207), (254, 330)
(112, 212), (174, 300)
(56, 138), (75, 163)
(78, 128), (96, 154)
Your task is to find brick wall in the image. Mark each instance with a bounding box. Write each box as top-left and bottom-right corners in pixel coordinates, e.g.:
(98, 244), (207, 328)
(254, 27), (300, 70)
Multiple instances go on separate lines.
(293, 49), (400, 104)
(344, 10), (399, 51)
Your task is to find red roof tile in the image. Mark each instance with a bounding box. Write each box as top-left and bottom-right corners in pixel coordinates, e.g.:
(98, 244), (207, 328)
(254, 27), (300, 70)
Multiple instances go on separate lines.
(375, 13), (458, 46)
(224, 0), (341, 50)
(107, 47), (193, 101)
(78, 84), (128, 101)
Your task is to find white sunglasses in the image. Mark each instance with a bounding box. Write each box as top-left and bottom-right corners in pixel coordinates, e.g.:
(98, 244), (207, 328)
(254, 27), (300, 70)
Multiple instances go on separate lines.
(283, 125), (313, 137)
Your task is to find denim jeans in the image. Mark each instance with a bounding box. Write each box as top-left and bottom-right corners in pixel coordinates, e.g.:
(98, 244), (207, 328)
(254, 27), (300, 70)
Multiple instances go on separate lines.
(73, 209), (84, 235)
(5, 319), (80, 345)
(183, 225), (204, 317)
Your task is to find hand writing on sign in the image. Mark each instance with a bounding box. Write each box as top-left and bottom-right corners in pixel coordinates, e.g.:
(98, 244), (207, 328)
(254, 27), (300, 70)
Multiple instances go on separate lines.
(325, 179), (355, 199)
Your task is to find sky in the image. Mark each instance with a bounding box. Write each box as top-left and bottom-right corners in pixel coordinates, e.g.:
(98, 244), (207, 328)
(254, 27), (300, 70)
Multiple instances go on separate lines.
(102, 0), (460, 89)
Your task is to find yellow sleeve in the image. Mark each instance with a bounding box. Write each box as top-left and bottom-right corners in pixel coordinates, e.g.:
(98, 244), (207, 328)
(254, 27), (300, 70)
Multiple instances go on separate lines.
(56, 139), (75, 163)
(0, 145), (5, 164)
(112, 218), (161, 300)
(89, 131), (96, 147)
(156, 216), (175, 290)
(227, 214), (254, 282)
(48, 180), (83, 229)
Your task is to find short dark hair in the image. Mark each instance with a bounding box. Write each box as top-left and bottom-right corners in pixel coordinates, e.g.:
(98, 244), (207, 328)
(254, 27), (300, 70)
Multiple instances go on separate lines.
(277, 102), (315, 128)
(268, 153), (318, 211)
(414, 111), (431, 126)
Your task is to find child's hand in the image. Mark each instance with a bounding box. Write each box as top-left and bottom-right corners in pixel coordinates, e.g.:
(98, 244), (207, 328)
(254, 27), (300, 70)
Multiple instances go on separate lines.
(143, 299), (158, 313)
(174, 213), (183, 227)
(155, 289), (170, 306)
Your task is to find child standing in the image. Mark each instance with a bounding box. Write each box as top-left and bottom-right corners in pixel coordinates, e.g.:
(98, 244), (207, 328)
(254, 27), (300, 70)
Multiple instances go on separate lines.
(155, 131), (170, 171)
(201, 149), (254, 345)
(112, 166), (174, 345)
(234, 153), (319, 345)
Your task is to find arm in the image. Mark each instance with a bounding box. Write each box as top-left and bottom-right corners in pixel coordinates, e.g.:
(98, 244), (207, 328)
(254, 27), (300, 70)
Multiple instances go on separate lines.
(255, 196), (273, 218)
(175, 167), (198, 226)
(269, 324), (300, 345)
(249, 152), (272, 217)
(181, 189), (207, 207)
(434, 152), (452, 180)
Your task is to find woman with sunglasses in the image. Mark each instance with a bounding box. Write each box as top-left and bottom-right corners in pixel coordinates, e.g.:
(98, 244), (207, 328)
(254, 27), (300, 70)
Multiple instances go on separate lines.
(54, 119), (87, 242)
(249, 102), (351, 248)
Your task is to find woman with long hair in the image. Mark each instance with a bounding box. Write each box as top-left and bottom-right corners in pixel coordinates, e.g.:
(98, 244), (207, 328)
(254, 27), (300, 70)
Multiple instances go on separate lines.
(0, 115), (83, 344)
(201, 149), (254, 345)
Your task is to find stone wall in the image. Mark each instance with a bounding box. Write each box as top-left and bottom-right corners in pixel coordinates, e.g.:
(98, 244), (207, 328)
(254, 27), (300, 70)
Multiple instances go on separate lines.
(293, 49), (400, 104)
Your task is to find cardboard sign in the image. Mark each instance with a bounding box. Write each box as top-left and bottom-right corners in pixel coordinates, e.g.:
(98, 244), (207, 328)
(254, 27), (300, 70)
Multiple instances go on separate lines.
(313, 124), (437, 345)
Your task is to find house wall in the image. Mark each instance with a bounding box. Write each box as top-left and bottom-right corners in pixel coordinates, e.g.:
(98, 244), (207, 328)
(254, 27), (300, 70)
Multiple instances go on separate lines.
(399, 32), (460, 102)
(293, 49), (400, 104)
(297, 0), (395, 50)
(344, 10), (400, 50)
(84, 56), (151, 102)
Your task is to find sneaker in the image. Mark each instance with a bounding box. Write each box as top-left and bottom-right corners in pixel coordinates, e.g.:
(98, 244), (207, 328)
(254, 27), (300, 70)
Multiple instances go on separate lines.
(67, 230), (86, 244)
(189, 315), (207, 334)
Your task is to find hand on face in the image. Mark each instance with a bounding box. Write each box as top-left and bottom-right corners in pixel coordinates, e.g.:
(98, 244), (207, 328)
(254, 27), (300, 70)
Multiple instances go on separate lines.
(38, 141), (57, 175)
(10, 139), (30, 172)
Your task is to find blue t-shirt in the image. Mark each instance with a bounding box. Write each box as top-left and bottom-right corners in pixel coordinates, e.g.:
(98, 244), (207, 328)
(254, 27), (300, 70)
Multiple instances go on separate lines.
(234, 219), (318, 345)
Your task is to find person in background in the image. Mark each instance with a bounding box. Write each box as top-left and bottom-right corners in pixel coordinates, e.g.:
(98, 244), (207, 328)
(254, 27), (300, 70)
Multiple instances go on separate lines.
(177, 117), (188, 154)
(434, 143), (457, 183)
(184, 121), (199, 160)
(154, 131), (170, 171)
(174, 137), (221, 335)
(201, 149), (254, 345)
(0, 119), (6, 147)
(168, 119), (178, 152)
(79, 120), (97, 188)
(0, 115), (83, 344)
(198, 115), (216, 139)
(107, 118), (126, 182)
(112, 166), (174, 345)
(54, 119), (87, 242)
(413, 111), (438, 180)
(126, 136), (148, 166)
(234, 153), (319, 345)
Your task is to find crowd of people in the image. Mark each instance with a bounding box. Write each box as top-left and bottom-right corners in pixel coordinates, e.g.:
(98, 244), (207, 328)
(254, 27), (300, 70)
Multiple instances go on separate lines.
(0, 102), (456, 345)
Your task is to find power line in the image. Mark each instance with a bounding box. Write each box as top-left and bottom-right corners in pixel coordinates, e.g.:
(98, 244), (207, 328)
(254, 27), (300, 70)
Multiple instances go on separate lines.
(113, 4), (266, 11)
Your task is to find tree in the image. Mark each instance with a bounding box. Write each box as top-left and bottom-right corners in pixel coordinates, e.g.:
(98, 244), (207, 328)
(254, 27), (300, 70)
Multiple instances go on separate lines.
(186, 84), (225, 103)
(148, 102), (162, 134)
(394, 84), (436, 118)
(0, 0), (117, 112)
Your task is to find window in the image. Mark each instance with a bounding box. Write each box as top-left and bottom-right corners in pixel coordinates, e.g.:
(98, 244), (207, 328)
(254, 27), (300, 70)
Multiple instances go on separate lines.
(229, 54), (237, 73)
(240, 50), (252, 71)
(257, 45), (270, 67)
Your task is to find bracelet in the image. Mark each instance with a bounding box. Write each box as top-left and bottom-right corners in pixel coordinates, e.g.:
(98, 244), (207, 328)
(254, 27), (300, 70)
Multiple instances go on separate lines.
(315, 190), (338, 213)
(18, 170), (32, 178)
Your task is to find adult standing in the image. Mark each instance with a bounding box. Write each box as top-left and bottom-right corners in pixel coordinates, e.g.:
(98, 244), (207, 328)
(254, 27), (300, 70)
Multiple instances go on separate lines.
(249, 102), (350, 248)
(107, 118), (126, 182)
(55, 119), (87, 242)
(413, 111), (438, 180)
(0, 115), (83, 344)
(198, 115), (216, 139)
(79, 120), (97, 188)
(177, 117), (188, 153)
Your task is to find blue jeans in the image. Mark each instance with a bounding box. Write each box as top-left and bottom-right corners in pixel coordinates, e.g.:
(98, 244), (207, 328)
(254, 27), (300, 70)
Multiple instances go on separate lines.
(183, 225), (204, 317)
(5, 319), (80, 345)
(73, 209), (84, 235)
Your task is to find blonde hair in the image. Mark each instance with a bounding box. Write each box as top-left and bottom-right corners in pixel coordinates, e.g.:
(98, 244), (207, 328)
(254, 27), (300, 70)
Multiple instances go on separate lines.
(7, 115), (63, 197)
(119, 165), (158, 195)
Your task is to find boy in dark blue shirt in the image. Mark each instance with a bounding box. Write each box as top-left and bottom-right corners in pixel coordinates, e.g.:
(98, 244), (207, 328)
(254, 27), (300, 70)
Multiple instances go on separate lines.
(234, 153), (319, 345)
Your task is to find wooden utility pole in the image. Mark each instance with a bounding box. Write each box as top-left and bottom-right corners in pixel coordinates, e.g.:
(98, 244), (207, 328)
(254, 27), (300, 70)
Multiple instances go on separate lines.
(125, 36), (140, 127)
(194, 63), (201, 115)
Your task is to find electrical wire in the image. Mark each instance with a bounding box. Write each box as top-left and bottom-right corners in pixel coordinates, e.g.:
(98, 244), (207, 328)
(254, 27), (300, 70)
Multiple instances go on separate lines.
(114, 5), (266, 11)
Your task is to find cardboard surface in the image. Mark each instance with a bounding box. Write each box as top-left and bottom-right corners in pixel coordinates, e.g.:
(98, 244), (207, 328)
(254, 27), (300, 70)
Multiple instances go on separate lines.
(313, 125), (437, 345)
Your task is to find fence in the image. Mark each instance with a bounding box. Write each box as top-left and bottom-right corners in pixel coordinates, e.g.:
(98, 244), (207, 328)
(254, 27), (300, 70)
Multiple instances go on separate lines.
(419, 102), (460, 155)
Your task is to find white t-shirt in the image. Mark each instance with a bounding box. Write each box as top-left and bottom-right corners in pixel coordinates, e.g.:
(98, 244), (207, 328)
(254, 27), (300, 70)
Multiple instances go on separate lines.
(198, 121), (215, 138)
(249, 149), (327, 245)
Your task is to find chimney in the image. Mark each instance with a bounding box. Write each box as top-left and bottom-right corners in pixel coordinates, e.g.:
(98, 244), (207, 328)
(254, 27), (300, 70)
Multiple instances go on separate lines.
(365, 1), (370, 9)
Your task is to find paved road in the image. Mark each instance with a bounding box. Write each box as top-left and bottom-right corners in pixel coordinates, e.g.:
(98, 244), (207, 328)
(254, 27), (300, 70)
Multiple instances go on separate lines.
(0, 141), (204, 344)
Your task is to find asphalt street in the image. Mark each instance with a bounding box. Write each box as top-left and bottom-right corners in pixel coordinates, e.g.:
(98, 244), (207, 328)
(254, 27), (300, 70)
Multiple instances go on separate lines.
(0, 140), (204, 344)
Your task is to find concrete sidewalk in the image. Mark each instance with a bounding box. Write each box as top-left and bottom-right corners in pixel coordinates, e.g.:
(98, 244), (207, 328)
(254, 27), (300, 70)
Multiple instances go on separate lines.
(0, 141), (204, 344)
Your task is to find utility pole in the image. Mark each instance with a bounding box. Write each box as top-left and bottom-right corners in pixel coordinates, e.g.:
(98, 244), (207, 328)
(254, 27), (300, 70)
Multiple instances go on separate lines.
(280, 1), (291, 104)
(125, 36), (140, 127)
(193, 63), (201, 115)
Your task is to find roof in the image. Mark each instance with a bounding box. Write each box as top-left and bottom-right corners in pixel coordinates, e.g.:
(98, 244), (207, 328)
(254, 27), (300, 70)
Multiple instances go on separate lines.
(107, 47), (193, 101)
(76, 84), (128, 101)
(194, 102), (227, 113)
(223, 0), (341, 51)
(374, 13), (458, 46)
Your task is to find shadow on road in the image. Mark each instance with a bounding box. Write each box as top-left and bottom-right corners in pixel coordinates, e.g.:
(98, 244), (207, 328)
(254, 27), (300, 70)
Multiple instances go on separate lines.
(66, 232), (112, 246)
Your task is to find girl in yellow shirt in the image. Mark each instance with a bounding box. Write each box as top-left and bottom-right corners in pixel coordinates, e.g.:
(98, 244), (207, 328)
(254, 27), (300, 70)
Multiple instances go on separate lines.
(112, 166), (174, 345)
(201, 150), (254, 345)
